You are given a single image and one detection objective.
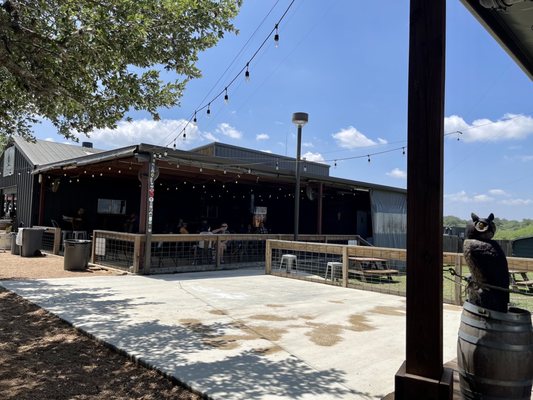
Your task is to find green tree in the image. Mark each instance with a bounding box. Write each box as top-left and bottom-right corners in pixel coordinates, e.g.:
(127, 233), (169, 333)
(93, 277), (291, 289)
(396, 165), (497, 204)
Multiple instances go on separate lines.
(0, 0), (241, 140)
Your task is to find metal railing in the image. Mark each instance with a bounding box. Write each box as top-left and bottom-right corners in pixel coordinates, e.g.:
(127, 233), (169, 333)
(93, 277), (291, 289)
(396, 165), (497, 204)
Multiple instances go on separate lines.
(90, 230), (361, 274)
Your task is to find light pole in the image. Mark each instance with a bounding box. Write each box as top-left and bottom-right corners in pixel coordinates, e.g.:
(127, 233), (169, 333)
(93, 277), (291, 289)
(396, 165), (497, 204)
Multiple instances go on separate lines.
(292, 112), (308, 241)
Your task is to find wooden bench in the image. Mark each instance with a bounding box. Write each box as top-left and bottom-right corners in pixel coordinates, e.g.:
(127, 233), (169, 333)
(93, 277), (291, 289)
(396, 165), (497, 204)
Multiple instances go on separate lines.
(348, 256), (398, 282)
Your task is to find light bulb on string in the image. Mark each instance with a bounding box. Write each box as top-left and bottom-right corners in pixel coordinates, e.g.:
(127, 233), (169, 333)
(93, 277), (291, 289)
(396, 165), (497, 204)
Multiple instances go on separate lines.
(245, 63), (250, 82)
(275, 160), (279, 171)
(224, 88), (229, 104)
(183, 128), (186, 140)
(457, 130), (463, 141)
(207, 103), (211, 116)
(173, 140), (176, 150)
(303, 163), (307, 173)
(193, 111), (197, 123)
(274, 24), (279, 47)
(334, 160), (337, 168)
(367, 155), (371, 163)
(402, 147), (406, 155)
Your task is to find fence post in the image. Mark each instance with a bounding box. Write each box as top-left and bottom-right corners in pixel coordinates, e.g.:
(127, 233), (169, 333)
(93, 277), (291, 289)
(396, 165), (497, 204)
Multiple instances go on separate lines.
(53, 228), (61, 255)
(342, 245), (349, 288)
(454, 253), (463, 305)
(265, 240), (272, 274)
(133, 235), (142, 274)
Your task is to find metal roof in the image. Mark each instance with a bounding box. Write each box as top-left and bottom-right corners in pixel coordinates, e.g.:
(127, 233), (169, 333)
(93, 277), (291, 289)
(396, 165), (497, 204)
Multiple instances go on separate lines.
(14, 136), (103, 167)
(461, 0), (533, 80)
(31, 140), (406, 195)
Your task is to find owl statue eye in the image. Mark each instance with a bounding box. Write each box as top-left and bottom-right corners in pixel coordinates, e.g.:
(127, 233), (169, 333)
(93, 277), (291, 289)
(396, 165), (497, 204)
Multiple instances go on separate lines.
(475, 221), (488, 231)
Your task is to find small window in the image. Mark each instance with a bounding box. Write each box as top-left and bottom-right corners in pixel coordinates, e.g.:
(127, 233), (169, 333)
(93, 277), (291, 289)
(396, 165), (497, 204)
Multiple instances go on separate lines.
(97, 199), (126, 215)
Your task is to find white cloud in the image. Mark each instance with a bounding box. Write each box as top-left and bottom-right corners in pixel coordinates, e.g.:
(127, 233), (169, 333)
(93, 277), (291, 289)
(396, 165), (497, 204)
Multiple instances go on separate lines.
(332, 126), (386, 149)
(256, 133), (269, 141)
(302, 142), (314, 148)
(488, 189), (508, 196)
(204, 132), (218, 142)
(216, 122), (242, 139)
(302, 151), (326, 163)
(260, 149), (272, 154)
(518, 155), (533, 162)
(377, 138), (388, 144)
(473, 194), (493, 202)
(444, 113), (533, 142)
(78, 118), (205, 150)
(386, 168), (407, 179)
(500, 198), (533, 206)
(445, 191), (493, 203)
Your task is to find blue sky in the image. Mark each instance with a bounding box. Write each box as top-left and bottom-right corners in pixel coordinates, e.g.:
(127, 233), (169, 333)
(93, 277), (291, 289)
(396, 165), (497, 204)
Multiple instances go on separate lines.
(33, 1), (533, 221)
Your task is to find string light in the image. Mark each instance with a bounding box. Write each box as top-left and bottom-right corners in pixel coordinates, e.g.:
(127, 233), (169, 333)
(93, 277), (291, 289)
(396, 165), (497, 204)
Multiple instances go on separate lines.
(224, 88), (229, 103)
(402, 147), (405, 155)
(367, 155), (371, 163)
(457, 130), (463, 141)
(207, 103), (211, 116)
(303, 163), (307, 173)
(193, 111), (197, 123)
(245, 62), (250, 81)
(163, 0), (297, 147)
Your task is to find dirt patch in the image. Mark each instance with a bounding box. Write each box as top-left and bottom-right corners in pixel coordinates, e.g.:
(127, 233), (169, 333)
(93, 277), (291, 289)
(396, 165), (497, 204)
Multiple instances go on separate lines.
(370, 305), (405, 316)
(208, 309), (227, 315)
(305, 322), (344, 346)
(347, 314), (375, 332)
(0, 252), (122, 280)
(249, 314), (290, 321)
(265, 304), (285, 308)
(328, 300), (344, 304)
(0, 286), (200, 400)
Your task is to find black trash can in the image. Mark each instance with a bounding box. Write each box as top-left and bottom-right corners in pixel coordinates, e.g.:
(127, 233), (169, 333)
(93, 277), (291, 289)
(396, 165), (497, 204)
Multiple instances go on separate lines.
(64, 239), (92, 271)
(20, 228), (44, 257)
(10, 232), (20, 255)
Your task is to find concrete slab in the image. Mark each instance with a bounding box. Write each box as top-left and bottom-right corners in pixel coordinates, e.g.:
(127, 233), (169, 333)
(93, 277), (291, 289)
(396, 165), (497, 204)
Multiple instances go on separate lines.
(0, 267), (463, 400)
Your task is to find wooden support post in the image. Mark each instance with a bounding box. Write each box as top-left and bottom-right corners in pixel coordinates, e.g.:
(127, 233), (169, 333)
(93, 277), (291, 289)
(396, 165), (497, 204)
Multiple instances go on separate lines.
(342, 245), (349, 288)
(265, 239), (272, 274)
(133, 235), (142, 274)
(317, 183), (323, 234)
(394, 0), (452, 398)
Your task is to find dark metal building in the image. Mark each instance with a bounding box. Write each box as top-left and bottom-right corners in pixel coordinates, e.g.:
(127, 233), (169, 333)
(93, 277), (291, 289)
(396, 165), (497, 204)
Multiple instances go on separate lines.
(1, 138), (407, 247)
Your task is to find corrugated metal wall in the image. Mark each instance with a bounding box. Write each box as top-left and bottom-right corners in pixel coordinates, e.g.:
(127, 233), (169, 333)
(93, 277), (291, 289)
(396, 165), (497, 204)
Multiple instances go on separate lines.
(513, 237), (533, 258)
(197, 142), (330, 177)
(0, 145), (36, 228)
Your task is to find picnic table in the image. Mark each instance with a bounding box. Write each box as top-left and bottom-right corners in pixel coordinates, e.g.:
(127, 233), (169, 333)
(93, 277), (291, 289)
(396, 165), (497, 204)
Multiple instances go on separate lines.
(509, 270), (533, 292)
(348, 256), (398, 282)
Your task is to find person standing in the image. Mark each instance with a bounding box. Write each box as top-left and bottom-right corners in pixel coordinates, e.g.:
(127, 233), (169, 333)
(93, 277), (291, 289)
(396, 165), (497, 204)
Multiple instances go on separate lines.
(212, 223), (229, 262)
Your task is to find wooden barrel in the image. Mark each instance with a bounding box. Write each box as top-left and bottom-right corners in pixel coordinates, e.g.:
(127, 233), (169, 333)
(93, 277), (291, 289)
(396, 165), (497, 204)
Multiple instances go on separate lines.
(458, 301), (533, 399)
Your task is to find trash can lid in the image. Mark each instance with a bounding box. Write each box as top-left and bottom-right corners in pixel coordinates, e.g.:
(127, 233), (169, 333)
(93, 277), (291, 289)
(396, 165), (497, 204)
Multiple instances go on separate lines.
(64, 239), (91, 244)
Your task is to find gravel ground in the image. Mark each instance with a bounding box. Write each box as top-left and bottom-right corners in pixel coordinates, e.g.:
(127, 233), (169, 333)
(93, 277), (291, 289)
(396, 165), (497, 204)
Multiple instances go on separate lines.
(0, 251), (202, 400)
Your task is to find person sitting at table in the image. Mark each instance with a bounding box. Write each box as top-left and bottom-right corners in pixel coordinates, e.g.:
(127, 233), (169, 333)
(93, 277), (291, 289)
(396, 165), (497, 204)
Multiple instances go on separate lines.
(63, 208), (86, 231)
(124, 212), (138, 233)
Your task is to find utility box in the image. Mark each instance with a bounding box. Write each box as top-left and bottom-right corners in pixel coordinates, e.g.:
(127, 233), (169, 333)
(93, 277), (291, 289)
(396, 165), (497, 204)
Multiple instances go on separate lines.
(19, 228), (44, 257)
(64, 239), (91, 270)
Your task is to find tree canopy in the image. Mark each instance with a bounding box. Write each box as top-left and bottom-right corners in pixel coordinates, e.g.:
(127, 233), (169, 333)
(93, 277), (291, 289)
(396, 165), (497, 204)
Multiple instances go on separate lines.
(0, 0), (241, 140)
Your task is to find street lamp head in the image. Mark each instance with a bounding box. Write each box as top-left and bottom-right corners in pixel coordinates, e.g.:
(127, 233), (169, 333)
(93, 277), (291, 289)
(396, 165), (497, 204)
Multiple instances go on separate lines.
(292, 112), (309, 126)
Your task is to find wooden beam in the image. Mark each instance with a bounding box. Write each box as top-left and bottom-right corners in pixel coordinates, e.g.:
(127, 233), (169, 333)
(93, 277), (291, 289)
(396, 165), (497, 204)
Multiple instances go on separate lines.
(395, 0), (452, 398)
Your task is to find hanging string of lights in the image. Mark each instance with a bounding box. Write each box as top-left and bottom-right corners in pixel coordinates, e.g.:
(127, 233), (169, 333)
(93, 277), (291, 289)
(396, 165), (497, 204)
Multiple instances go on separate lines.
(164, 0), (296, 148)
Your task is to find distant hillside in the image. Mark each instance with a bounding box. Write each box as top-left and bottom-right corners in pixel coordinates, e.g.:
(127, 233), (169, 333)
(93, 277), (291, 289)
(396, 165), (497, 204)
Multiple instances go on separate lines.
(443, 215), (533, 241)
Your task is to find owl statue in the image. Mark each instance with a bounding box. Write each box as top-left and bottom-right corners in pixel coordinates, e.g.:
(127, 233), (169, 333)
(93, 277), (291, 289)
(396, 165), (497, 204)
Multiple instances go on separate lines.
(463, 212), (509, 312)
